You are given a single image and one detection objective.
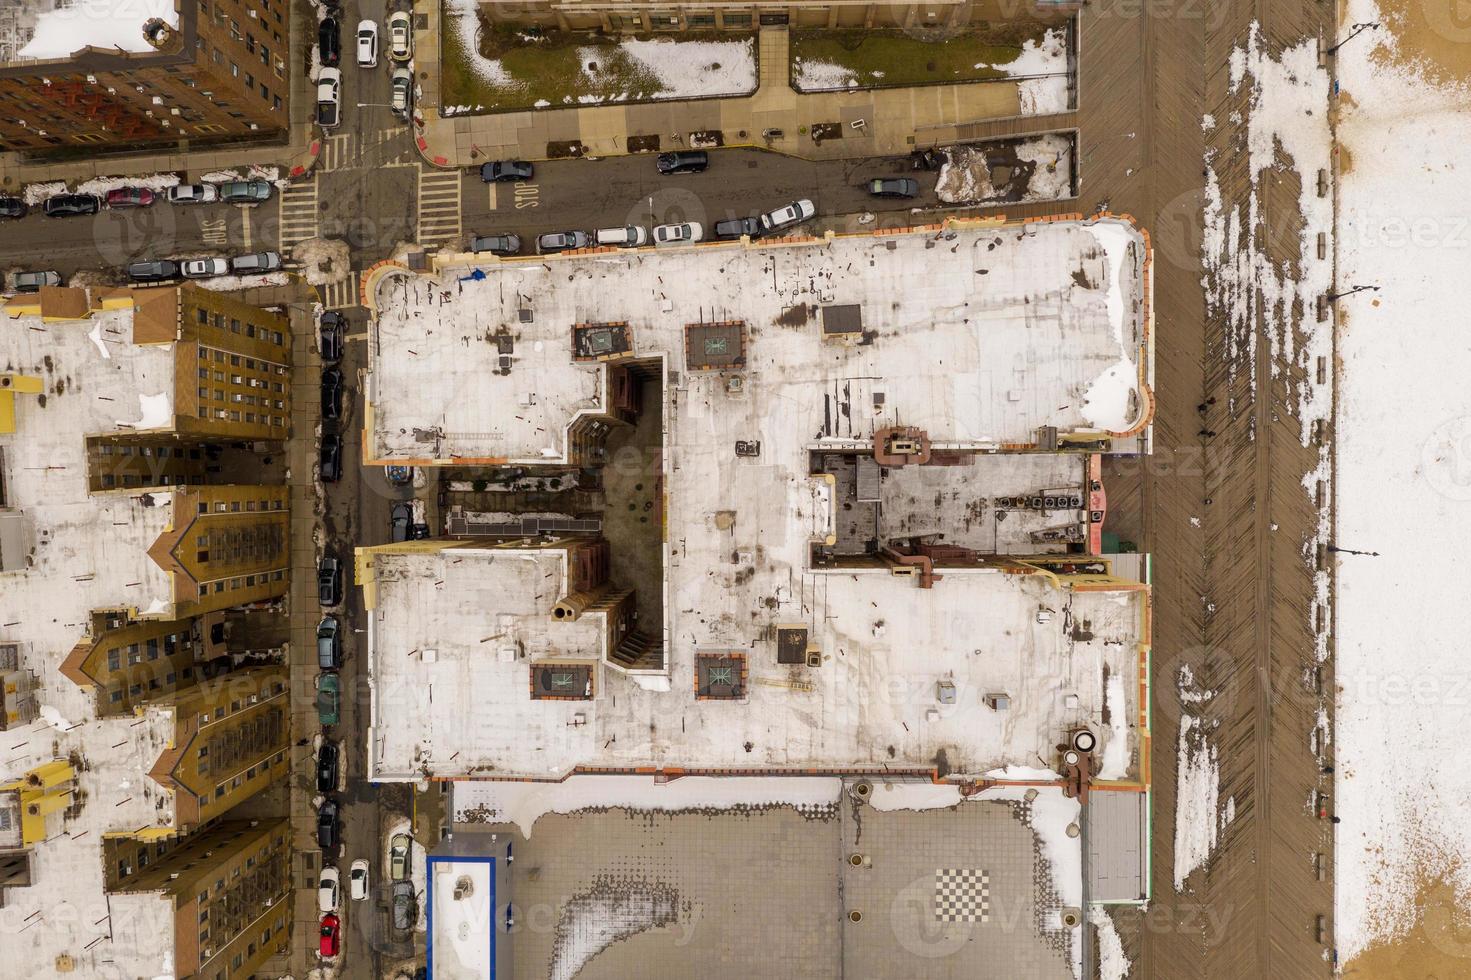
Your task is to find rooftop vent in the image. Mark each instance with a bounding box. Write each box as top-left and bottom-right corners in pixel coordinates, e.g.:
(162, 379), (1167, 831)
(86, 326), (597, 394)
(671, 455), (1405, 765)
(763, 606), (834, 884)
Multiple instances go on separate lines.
(775, 625), (809, 665)
(695, 652), (747, 700)
(572, 322), (633, 361)
(684, 320), (746, 371)
(820, 303), (863, 340)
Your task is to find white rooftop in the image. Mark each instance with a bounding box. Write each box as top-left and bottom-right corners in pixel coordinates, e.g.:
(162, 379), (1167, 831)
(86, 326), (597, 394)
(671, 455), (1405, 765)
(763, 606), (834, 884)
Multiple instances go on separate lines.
(366, 546), (1147, 780)
(0, 301), (181, 977)
(367, 217), (1152, 464)
(14, 0), (179, 62)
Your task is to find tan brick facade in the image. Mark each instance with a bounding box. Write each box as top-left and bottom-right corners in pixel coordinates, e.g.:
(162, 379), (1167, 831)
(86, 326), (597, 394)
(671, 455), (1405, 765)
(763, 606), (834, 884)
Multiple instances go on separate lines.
(0, 0), (290, 155)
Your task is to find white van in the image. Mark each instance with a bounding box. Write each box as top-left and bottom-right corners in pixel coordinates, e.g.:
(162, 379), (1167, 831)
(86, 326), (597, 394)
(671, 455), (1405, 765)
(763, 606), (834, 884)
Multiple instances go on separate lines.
(595, 226), (650, 248)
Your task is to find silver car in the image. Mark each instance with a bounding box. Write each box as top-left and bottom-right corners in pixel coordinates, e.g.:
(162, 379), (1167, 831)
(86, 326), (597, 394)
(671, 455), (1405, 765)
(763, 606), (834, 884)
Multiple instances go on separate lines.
(182, 258), (229, 279)
(230, 251), (282, 274)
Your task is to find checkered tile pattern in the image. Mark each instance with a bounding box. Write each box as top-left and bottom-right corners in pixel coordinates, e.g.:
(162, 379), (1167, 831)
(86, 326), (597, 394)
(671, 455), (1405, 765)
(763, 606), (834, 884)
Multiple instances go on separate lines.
(934, 868), (989, 923)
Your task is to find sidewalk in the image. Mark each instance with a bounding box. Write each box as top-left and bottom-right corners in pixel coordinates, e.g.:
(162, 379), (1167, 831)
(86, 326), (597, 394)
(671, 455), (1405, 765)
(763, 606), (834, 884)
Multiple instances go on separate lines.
(0, 0), (321, 189)
(414, 21), (1073, 167)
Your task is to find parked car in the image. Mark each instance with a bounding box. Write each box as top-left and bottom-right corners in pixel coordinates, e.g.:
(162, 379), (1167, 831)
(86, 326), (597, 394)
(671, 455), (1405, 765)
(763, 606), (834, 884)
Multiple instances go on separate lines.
(12, 270), (61, 292)
(0, 196), (27, 219)
(386, 465), (413, 485)
(317, 67), (342, 130)
(126, 259), (180, 282)
(356, 19), (378, 68)
(536, 230), (591, 254)
(318, 17), (341, 67)
(387, 10), (412, 61)
(867, 176), (919, 198)
(167, 183), (218, 205)
(321, 367), (343, 420)
(43, 194), (100, 217)
(318, 866), (340, 913)
(389, 833), (411, 880)
(468, 233), (520, 256)
(316, 739), (339, 793)
(656, 150), (708, 175)
(317, 615), (340, 669)
(391, 880), (416, 931)
(317, 798), (340, 849)
(182, 257), (229, 279)
(594, 226), (650, 248)
(480, 160), (533, 183)
(316, 673), (341, 726)
(105, 186), (155, 208)
(230, 250), (282, 274)
(219, 180), (272, 204)
(317, 555), (342, 606)
(653, 222), (703, 246)
(391, 502), (413, 543)
(759, 198), (816, 234)
(390, 67), (413, 119)
(713, 216), (760, 240)
(319, 913), (340, 958)
(320, 432), (342, 482)
(349, 859), (370, 901)
(319, 310), (345, 362)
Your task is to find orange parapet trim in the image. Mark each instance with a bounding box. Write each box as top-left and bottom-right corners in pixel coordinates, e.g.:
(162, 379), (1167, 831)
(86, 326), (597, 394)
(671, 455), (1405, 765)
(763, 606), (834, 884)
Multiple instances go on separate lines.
(1088, 453), (1107, 554)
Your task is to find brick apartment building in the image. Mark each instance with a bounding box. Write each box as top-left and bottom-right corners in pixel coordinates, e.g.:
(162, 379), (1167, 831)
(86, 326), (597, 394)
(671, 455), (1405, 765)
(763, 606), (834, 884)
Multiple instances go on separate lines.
(0, 0), (290, 156)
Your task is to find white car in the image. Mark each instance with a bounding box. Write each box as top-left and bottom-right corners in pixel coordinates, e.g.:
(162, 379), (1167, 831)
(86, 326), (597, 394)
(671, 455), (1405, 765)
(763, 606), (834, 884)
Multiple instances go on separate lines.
(595, 226), (650, 248)
(387, 11), (412, 62)
(349, 859), (370, 901)
(167, 184), (218, 205)
(318, 866), (340, 913)
(181, 258), (229, 279)
(653, 222), (703, 246)
(759, 198), (816, 233)
(356, 20), (378, 68)
(316, 67), (342, 130)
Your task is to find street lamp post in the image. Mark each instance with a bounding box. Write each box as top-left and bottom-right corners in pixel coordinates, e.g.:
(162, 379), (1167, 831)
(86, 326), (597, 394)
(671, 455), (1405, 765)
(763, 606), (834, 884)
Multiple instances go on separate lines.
(1327, 22), (1380, 55)
(1326, 284), (1379, 302)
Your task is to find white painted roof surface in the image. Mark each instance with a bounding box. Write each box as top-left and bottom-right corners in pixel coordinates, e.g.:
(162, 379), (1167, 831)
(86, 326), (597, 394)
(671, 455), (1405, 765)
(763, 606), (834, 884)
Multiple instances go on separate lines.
(367, 219), (1150, 464)
(366, 545), (1145, 780)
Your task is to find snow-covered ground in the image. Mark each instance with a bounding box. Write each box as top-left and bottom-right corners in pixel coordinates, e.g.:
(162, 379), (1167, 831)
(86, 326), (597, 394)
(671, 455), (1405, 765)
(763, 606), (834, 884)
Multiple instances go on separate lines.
(934, 133), (1074, 206)
(18, 0), (176, 60)
(794, 28), (1070, 116)
(1333, 3), (1471, 963)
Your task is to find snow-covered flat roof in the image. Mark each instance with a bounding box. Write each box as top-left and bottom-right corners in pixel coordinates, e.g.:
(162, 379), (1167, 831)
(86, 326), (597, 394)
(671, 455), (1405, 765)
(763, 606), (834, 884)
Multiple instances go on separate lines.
(364, 543), (1147, 780)
(14, 0), (179, 62)
(0, 299), (182, 976)
(366, 217), (1152, 465)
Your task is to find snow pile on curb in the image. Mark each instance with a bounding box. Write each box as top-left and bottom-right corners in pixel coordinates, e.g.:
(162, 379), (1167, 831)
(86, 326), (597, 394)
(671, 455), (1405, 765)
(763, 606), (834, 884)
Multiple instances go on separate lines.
(1090, 905), (1131, 980)
(200, 165), (285, 188)
(1173, 666), (1221, 890)
(195, 272), (291, 291)
(292, 239), (352, 286)
(453, 775), (842, 836)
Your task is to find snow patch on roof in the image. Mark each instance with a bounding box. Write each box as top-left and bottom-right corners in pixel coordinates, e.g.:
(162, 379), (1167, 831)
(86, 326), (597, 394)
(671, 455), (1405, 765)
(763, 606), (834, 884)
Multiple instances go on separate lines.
(17, 0), (178, 60)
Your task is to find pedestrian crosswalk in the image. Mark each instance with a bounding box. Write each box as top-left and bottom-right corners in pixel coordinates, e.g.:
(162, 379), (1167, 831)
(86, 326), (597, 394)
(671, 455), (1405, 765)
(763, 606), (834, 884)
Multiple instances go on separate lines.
(277, 177), (320, 250)
(320, 128), (415, 171)
(320, 271), (361, 311)
(416, 166), (462, 248)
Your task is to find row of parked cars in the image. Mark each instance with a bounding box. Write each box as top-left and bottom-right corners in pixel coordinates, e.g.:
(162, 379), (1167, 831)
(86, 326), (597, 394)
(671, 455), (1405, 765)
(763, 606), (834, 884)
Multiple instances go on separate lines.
(6, 249), (282, 293)
(471, 198), (816, 257)
(316, 11), (414, 128)
(0, 180), (273, 221)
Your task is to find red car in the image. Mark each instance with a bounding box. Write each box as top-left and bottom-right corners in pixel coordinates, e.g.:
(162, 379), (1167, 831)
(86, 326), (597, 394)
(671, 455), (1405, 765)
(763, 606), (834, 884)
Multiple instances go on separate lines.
(319, 912), (340, 957)
(105, 187), (156, 209)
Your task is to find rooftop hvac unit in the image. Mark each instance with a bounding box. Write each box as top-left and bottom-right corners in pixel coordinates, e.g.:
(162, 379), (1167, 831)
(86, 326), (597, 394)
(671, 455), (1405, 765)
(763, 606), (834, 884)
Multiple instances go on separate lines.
(985, 692), (1009, 711)
(890, 439), (921, 455)
(806, 650), (821, 667)
(935, 681), (956, 704)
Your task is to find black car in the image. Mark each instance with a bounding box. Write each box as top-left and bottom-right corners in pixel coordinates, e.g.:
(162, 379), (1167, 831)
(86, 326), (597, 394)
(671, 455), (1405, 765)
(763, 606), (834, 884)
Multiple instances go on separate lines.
(391, 880), (416, 931)
(317, 798), (339, 849)
(317, 556), (342, 606)
(0, 197), (26, 219)
(657, 151), (708, 175)
(318, 17), (341, 66)
(126, 260), (180, 283)
(316, 740), (339, 793)
(867, 177), (920, 198)
(43, 194), (100, 217)
(320, 433), (342, 482)
(479, 160), (533, 183)
(391, 502), (413, 543)
(469, 233), (520, 256)
(536, 231), (591, 254)
(319, 311), (344, 362)
(321, 367), (343, 420)
(713, 216), (760, 240)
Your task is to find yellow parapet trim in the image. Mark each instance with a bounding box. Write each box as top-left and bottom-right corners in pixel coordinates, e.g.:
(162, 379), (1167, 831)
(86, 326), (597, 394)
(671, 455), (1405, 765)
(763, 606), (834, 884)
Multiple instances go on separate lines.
(0, 374), (44, 434)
